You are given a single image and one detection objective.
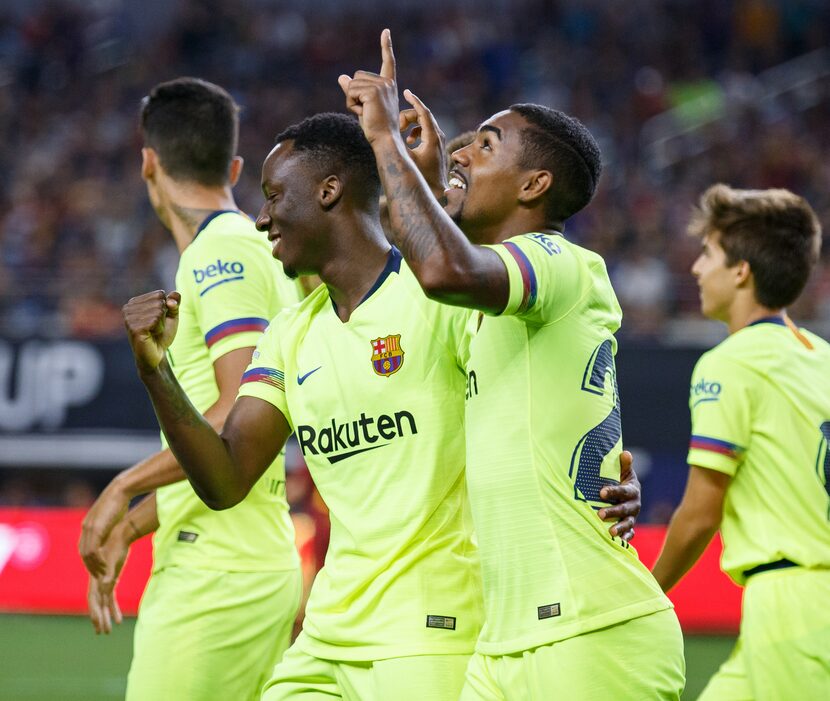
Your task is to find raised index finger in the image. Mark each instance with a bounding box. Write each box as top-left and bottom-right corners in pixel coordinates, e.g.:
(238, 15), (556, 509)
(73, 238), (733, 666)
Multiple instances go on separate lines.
(380, 28), (395, 81)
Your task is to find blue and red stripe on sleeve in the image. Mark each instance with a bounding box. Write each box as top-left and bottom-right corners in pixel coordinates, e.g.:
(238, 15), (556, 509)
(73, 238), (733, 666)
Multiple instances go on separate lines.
(689, 435), (744, 461)
(240, 367), (285, 391)
(204, 317), (269, 348)
(502, 242), (538, 313)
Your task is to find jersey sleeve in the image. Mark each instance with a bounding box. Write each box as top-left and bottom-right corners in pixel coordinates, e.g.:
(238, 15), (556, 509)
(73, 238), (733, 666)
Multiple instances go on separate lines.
(486, 233), (583, 325)
(687, 351), (753, 476)
(185, 235), (272, 363)
(236, 312), (292, 427)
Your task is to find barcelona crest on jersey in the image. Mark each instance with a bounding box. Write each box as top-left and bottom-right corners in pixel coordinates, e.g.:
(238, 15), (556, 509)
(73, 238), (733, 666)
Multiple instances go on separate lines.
(370, 334), (404, 377)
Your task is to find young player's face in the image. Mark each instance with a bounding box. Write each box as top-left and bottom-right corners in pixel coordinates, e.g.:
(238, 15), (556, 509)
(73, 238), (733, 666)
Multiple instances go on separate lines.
(256, 142), (320, 279)
(691, 232), (740, 321)
(445, 110), (528, 243)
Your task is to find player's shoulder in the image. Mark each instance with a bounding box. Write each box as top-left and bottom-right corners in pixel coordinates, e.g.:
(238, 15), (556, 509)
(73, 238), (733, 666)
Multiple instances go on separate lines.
(694, 331), (765, 381)
(497, 231), (567, 260)
(278, 283), (328, 326)
(183, 210), (274, 277)
(800, 326), (830, 354)
(186, 211), (264, 255)
(397, 257), (471, 327)
(502, 231), (611, 280)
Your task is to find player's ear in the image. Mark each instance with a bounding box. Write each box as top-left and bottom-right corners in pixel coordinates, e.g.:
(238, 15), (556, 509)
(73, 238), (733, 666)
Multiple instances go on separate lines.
(141, 147), (158, 182)
(518, 170), (552, 206)
(228, 156), (244, 186)
(734, 259), (752, 288)
(318, 175), (343, 211)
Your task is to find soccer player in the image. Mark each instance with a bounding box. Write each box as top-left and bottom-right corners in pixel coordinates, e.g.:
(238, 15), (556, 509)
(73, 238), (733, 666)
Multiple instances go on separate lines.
(651, 185), (830, 700)
(121, 111), (641, 701)
(78, 78), (302, 701)
(339, 30), (685, 699)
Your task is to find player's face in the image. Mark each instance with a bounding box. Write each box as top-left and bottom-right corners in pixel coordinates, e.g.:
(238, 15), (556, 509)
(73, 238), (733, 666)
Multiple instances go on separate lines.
(691, 232), (740, 321)
(256, 142), (321, 279)
(445, 110), (529, 244)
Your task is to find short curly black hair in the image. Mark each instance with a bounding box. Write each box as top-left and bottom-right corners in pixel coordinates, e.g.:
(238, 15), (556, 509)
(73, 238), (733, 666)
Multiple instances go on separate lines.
(509, 104), (602, 223)
(275, 113), (381, 205)
(141, 77), (239, 187)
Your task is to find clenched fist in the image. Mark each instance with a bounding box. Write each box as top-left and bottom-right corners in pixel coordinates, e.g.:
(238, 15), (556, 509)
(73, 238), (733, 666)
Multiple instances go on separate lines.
(123, 290), (181, 374)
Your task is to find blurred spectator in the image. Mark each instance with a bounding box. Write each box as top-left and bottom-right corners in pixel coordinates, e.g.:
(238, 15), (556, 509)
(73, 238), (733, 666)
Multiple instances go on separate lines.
(0, 0), (828, 341)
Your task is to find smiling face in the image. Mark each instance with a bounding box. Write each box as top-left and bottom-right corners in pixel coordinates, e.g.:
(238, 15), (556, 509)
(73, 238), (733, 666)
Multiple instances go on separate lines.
(691, 230), (744, 321)
(445, 110), (531, 244)
(256, 141), (324, 279)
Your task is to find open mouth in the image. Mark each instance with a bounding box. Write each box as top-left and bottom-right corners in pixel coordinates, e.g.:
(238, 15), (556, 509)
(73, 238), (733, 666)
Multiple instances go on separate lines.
(447, 170), (467, 191)
(268, 231), (282, 255)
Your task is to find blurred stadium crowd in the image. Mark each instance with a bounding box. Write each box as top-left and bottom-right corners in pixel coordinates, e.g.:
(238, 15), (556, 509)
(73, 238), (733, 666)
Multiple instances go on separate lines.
(1, 0), (829, 344)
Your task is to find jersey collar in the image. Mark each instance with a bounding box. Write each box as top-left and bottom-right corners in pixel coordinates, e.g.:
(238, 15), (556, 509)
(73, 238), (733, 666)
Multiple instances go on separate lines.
(747, 314), (786, 328)
(330, 246), (402, 315)
(359, 246), (402, 304)
(194, 209), (241, 239)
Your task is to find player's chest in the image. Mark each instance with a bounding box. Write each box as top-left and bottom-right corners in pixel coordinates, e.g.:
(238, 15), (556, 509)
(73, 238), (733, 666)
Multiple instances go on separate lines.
(284, 309), (458, 414)
(464, 313), (532, 394)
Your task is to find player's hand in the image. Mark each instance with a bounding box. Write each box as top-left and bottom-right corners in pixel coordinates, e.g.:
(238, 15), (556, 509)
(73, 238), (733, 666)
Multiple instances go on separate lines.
(598, 450), (640, 541)
(123, 290), (180, 374)
(87, 525), (129, 635)
(337, 29), (401, 145)
(79, 482), (130, 577)
(399, 90), (449, 195)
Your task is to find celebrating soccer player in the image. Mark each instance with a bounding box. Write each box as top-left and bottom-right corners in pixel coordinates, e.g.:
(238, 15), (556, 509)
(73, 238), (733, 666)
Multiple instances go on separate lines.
(651, 185), (830, 700)
(338, 29), (685, 699)
(78, 78), (303, 701)
(120, 109), (643, 700)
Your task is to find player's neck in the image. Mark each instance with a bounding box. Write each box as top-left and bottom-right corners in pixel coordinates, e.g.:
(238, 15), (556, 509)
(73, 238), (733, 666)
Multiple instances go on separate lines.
(319, 220), (392, 322)
(474, 211), (559, 245)
(161, 181), (237, 253)
(725, 296), (782, 335)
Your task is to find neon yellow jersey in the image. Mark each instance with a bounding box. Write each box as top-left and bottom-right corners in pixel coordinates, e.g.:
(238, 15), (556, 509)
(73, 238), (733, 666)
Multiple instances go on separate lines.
(154, 210), (301, 573)
(238, 248), (483, 661)
(687, 317), (830, 585)
(464, 232), (672, 655)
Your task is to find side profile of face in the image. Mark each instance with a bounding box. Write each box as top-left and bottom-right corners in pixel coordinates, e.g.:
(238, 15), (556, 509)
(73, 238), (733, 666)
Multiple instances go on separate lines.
(691, 231), (744, 321)
(256, 141), (323, 279)
(445, 110), (531, 243)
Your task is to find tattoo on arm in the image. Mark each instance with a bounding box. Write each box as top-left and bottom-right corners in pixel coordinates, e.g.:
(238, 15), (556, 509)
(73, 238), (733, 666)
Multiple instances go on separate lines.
(382, 158), (446, 264)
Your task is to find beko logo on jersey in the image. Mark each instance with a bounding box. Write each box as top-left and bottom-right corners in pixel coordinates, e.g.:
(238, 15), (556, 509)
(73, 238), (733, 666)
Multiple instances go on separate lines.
(297, 410), (418, 464)
(193, 259), (245, 284)
(691, 378), (722, 407)
(525, 232), (561, 255)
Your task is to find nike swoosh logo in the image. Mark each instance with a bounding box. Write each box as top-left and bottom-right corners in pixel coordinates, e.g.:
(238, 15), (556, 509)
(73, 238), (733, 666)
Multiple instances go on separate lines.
(297, 366), (322, 385)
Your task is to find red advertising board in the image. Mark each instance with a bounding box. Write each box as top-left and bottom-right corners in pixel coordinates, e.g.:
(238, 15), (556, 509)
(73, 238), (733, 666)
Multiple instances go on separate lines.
(0, 508), (152, 615)
(0, 508), (742, 633)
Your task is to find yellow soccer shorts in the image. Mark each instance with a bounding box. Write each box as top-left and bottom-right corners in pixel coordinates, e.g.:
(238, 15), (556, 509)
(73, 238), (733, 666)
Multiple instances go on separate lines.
(698, 568), (830, 701)
(126, 564), (302, 701)
(459, 608), (685, 701)
(262, 633), (470, 701)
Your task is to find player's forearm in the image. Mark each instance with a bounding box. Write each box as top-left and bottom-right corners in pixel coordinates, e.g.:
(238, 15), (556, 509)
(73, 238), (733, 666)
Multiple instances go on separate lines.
(372, 136), (499, 310)
(107, 395), (234, 502)
(139, 360), (249, 509)
(120, 493), (160, 542)
(111, 449), (186, 500)
(652, 505), (719, 593)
